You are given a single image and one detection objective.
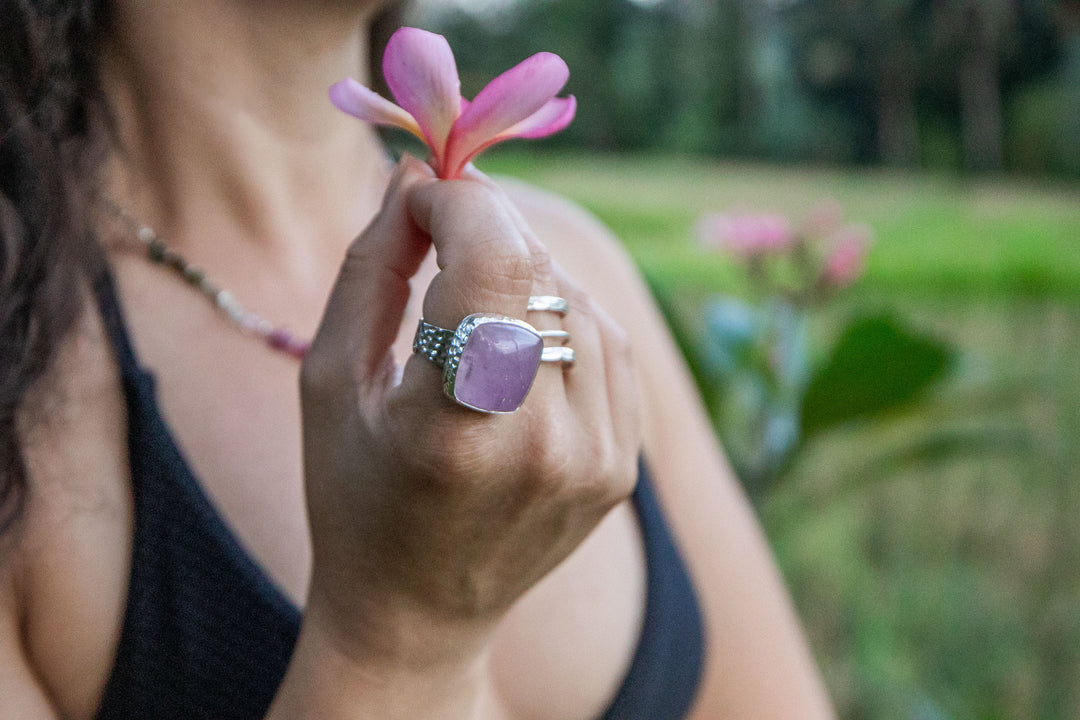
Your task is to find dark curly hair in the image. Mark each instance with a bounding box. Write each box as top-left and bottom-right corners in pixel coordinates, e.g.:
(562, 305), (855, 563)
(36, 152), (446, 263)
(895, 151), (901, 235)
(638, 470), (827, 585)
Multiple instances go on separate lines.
(0, 1), (405, 536)
(0, 0), (111, 535)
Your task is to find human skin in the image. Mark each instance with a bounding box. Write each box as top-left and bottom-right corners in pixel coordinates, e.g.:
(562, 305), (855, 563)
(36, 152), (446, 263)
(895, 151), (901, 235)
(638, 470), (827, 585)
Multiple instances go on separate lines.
(0, 1), (836, 719)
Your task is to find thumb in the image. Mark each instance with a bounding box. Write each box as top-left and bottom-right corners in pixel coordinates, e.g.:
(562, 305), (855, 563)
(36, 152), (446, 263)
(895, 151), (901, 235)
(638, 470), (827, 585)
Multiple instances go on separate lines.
(307, 155), (436, 402)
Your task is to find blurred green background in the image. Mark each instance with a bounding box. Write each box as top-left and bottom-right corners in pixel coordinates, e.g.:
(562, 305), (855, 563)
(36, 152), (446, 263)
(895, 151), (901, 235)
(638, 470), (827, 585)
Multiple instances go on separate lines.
(397, 2), (1080, 718)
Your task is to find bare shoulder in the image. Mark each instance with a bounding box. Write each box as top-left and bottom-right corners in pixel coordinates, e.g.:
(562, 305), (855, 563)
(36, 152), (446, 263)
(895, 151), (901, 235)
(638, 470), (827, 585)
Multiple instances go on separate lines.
(494, 175), (641, 311)
(499, 175), (836, 718)
(1, 295), (132, 720)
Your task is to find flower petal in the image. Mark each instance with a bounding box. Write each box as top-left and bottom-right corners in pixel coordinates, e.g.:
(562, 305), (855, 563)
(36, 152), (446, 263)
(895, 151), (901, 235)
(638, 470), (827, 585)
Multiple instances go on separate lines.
(441, 97), (577, 178)
(496, 96), (576, 140)
(822, 225), (872, 287)
(382, 27), (462, 161)
(443, 52), (570, 178)
(328, 78), (423, 140)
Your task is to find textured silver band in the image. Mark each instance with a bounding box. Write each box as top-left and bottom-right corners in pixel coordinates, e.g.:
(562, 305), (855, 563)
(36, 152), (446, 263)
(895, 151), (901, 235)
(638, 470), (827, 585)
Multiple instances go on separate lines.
(413, 320), (571, 369)
(540, 346), (575, 364)
(527, 295), (569, 315)
(412, 319), (456, 368)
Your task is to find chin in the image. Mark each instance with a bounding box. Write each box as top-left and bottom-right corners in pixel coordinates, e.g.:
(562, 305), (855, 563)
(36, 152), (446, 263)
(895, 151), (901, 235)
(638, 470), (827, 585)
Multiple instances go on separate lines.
(318, 0), (402, 13)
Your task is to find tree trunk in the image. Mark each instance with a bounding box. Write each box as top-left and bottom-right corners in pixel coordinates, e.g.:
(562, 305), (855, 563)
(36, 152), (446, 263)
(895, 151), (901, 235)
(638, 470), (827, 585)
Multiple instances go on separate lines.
(958, 0), (1005, 173)
(876, 53), (921, 166)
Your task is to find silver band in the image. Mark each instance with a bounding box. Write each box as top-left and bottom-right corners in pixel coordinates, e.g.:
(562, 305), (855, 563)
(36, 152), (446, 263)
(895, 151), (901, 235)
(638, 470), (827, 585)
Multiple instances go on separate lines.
(413, 321), (570, 368)
(412, 319), (456, 368)
(527, 295), (569, 315)
(539, 329), (571, 343)
(541, 346), (575, 364)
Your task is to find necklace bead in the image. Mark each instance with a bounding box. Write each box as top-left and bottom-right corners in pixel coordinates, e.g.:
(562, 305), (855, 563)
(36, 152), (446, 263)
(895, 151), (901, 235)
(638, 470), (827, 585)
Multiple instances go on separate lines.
(105, 202), (312, 360)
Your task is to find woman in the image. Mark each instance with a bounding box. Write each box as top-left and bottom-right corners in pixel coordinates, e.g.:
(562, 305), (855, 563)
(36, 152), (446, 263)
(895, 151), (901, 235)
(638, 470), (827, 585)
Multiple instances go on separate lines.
(0, 1), (835, 718)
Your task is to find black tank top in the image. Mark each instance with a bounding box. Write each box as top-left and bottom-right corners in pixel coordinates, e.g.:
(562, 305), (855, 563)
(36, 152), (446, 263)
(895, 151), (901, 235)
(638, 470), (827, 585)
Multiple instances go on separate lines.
(91, 271), (705, 720)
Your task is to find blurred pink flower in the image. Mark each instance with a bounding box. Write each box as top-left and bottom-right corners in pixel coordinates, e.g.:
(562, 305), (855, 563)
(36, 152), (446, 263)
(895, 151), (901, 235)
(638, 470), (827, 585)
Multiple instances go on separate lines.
(821, 225), (872, 287)
(697, 212), (795, 257)
(329, 27), (576, 179)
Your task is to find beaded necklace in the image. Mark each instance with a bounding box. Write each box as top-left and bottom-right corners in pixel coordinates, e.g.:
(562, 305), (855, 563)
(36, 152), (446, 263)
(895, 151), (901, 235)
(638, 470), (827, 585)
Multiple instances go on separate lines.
(104, 202), (311, 360)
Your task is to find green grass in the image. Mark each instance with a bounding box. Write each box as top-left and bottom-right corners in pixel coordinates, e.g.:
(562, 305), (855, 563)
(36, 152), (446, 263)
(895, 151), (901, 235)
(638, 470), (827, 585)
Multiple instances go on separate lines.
(485, 149), (1080, 720)
(766, 297), (1080, 720)
(482, 149), (1080, 299)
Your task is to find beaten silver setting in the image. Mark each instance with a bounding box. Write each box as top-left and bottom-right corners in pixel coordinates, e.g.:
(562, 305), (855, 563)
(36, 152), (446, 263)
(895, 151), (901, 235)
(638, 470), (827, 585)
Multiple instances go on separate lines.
(412, 309), (575, 414)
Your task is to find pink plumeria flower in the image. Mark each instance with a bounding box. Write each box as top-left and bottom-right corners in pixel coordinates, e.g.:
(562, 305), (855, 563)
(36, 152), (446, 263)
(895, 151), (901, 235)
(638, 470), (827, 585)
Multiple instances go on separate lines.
(697, 212), (795, 258)
(821, 225), (872, 287)
(329, 27), (576, 180)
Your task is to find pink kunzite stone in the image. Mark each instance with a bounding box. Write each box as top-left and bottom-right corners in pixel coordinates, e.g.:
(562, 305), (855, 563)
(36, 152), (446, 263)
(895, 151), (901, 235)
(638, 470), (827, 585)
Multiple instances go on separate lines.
(453, 321), (543, 412)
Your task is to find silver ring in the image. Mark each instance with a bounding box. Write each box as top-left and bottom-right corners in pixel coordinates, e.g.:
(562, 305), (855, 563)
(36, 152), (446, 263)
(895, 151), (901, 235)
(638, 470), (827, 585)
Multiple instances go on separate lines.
(541, 346), (575, 364)
(539, 329), (571, 344)
(412, 313), (574, 413)
(527, 295), (569, 315)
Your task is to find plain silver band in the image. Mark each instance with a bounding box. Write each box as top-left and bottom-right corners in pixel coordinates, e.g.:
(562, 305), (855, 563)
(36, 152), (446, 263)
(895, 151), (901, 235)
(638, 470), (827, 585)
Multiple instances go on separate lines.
(539, 329), (571, 343)
(527, 295), (569, 315)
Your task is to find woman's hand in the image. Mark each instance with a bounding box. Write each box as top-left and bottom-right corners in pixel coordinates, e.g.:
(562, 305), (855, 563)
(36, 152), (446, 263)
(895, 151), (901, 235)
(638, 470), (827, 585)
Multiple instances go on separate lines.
(296, 156), (641, 677)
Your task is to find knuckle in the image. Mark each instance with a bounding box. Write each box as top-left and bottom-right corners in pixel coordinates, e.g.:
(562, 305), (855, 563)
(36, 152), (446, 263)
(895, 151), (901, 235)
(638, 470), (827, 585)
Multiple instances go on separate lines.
(528, 242), (555, 281)
(342, 237), (372, 268)
(593, 433), (620, 484)
(586, 448), (634, 506)
(443, 178), (501, 209)
(521, 418), (573, 483)
(577, 462), (625, 509)
(594, 421), (638, 503)
(555, 423), (624, 507)
(343, 218), (388, 266)
(390, 411), (485, 484)
(433, 182), (509, 234)
(461, 247), (534, 299)
(563, 286), (593, 319)
(614, 447), (640, 495)
(299, 344), (339, 403)
(604, 318), (632, 359)
(490, 250), (535, 290)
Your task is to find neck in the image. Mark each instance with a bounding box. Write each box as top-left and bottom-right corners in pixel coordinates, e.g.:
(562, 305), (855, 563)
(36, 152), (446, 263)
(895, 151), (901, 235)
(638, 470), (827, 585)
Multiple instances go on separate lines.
(102, 0), (389, 257)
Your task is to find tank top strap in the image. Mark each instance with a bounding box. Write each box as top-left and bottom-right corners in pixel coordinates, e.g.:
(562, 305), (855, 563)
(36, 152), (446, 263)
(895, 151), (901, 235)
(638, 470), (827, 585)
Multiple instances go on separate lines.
(599, 459), (706, 719)
(90, 266), (303, 720)
(92, 269), (142, 381)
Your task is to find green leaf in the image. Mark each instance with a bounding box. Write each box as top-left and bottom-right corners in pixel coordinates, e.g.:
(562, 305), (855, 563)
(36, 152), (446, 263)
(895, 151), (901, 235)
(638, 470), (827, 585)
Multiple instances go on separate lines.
(801, 313), (953, 437)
